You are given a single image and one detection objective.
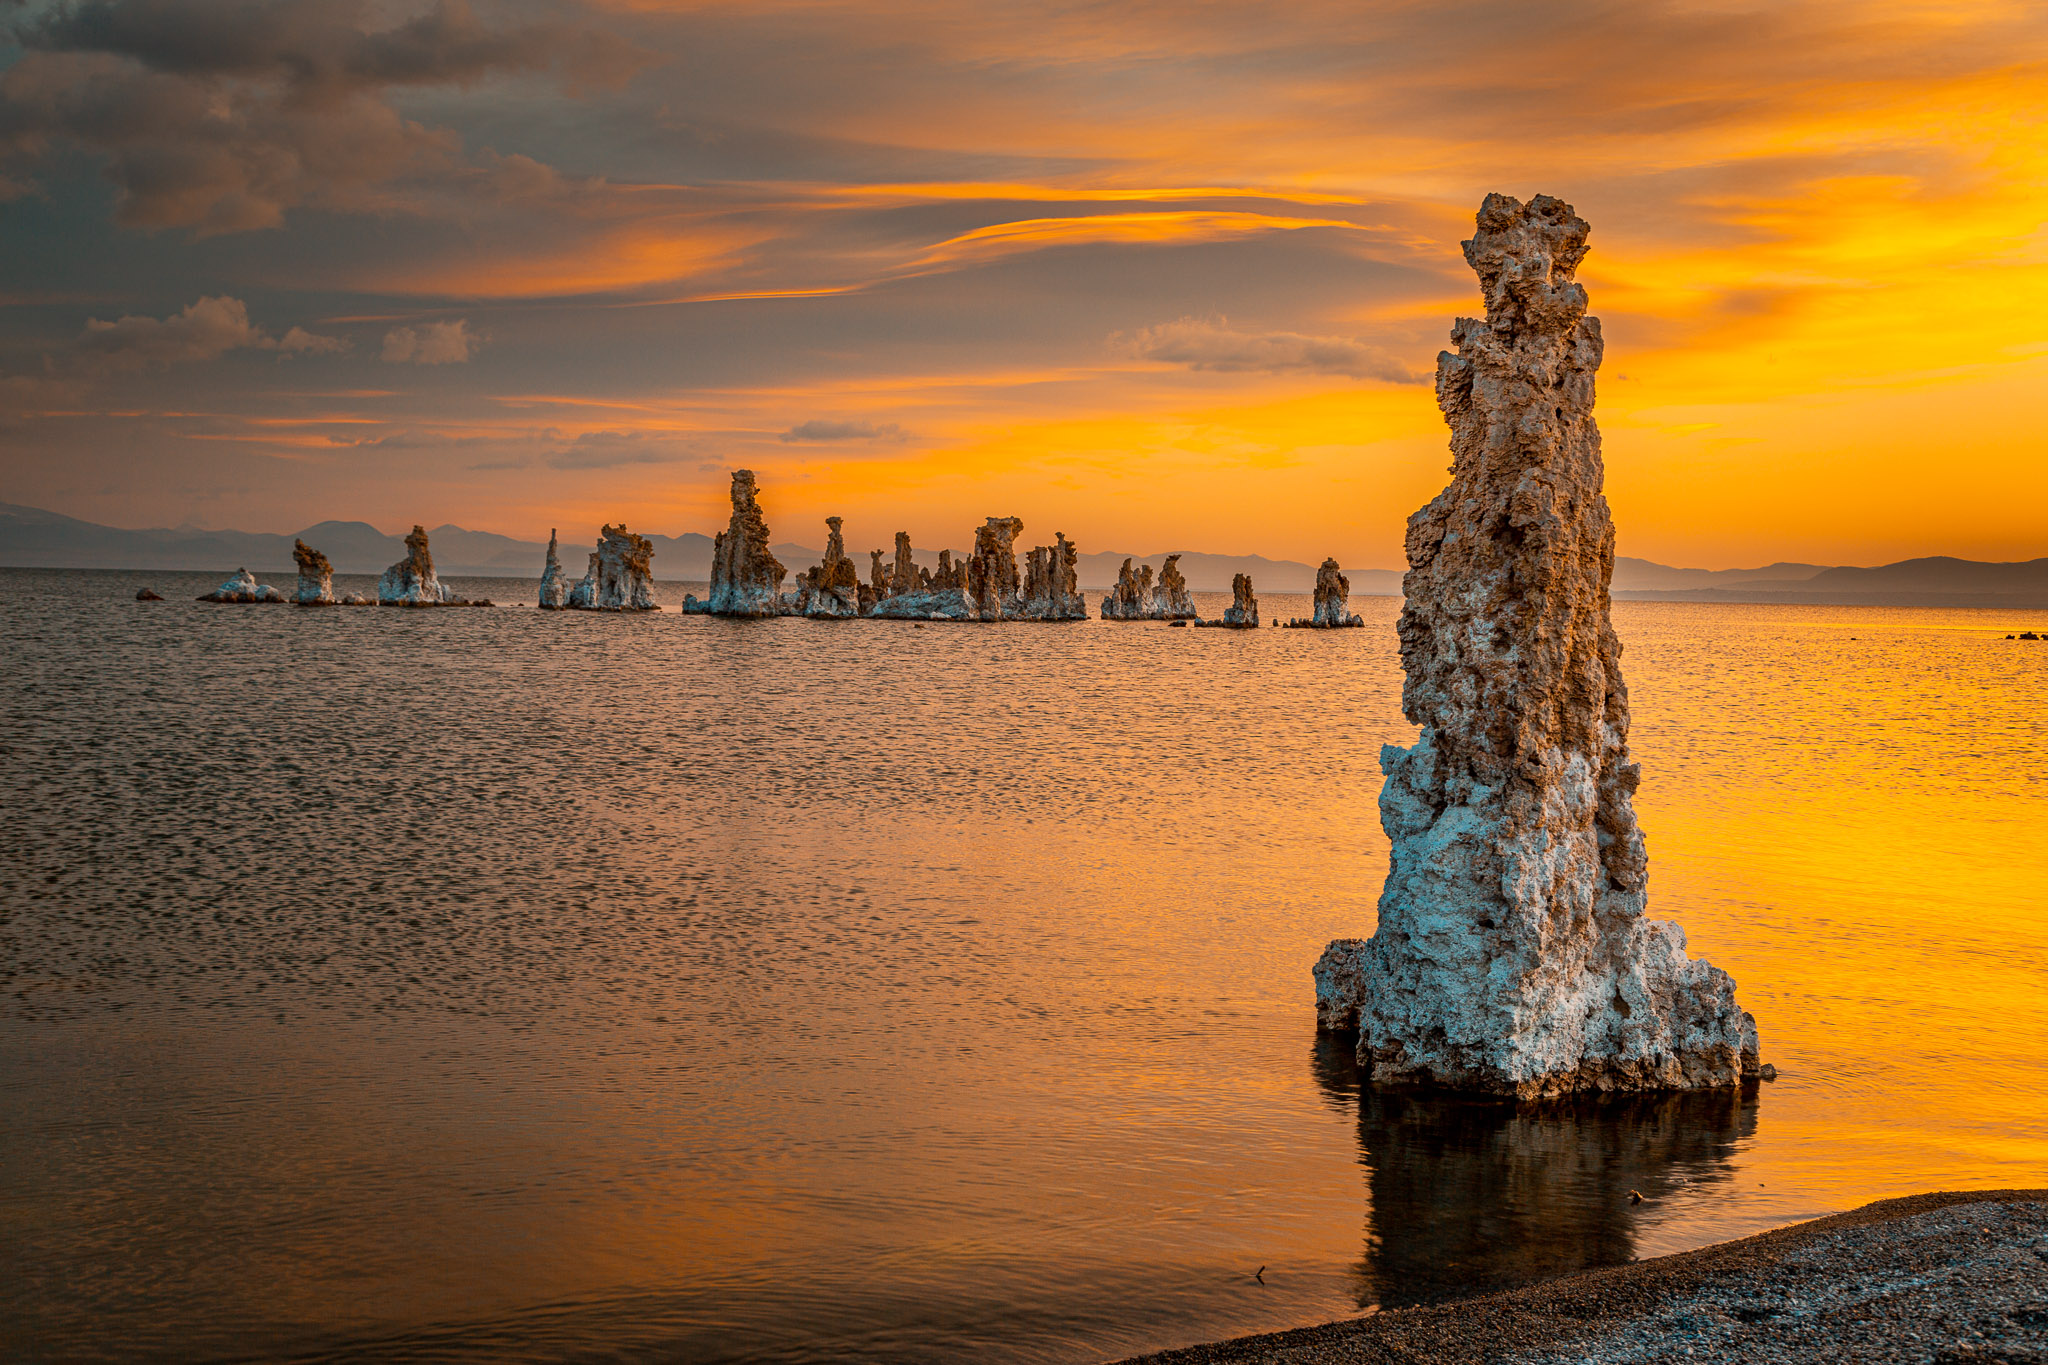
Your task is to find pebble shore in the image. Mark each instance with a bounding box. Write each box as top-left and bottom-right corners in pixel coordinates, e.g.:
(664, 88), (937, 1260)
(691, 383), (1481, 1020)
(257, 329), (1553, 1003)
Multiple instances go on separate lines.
(1119, 1190), (2048, 1365)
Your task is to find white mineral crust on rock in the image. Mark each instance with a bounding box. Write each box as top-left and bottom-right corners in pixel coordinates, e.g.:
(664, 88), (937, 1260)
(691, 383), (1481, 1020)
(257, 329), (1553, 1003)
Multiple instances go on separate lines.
(538, 529), (570, 609)
(794, 516), (861, 618)
(567, 552), (598, 609)
(705, 469), (788, 616)
(1314, 193), (1761, 1098)
(378, 525), (456, 605)
(292, 539), (334, 605)
(199, 567), (286, 602)
(592, 523), (659, 610)
(1019, 532), (1087, 620)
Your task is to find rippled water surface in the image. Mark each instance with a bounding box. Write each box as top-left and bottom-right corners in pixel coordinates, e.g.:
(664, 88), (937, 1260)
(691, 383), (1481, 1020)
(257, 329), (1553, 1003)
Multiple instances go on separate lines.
(4, 567), (2045, 1362)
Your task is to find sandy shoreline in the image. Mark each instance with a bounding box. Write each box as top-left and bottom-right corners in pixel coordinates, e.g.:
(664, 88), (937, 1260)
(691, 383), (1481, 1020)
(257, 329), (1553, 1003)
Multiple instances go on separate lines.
(1118, 1190), (2048, 1365)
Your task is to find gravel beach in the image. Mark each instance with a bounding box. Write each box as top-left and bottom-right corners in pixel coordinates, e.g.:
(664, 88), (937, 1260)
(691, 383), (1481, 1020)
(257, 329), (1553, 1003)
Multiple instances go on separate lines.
(1119, 1190), (2048, 1365)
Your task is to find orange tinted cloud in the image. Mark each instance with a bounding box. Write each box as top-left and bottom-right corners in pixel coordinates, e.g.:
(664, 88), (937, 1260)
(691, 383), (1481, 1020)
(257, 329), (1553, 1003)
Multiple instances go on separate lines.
(4, 0), (2047, 567)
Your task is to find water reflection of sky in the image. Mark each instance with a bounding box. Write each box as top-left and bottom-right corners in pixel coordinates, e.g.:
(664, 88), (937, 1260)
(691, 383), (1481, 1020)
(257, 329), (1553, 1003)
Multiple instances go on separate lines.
(1, 571), (2043, 1362)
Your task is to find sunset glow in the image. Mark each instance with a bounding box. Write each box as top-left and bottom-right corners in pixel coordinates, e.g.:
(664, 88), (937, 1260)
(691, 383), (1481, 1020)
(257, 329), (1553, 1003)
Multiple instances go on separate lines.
(3, 0), (2045, 566)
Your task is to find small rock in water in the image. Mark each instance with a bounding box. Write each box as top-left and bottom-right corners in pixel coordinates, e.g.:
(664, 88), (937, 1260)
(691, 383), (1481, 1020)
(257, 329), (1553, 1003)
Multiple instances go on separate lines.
(134, 588), (162, 601)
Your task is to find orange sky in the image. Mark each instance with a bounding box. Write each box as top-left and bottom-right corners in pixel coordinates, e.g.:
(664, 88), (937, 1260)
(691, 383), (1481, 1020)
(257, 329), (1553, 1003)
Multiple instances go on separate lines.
(2, 0), (2045, 567)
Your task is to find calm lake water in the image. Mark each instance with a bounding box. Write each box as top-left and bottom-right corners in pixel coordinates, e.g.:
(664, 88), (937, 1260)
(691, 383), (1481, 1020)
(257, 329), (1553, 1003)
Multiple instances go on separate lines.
(3, 566), (2045, 1362)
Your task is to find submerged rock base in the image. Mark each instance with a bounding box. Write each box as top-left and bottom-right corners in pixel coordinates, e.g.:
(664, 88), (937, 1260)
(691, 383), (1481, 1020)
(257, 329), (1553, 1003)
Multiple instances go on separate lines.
(1315, 194), (1759, 1099)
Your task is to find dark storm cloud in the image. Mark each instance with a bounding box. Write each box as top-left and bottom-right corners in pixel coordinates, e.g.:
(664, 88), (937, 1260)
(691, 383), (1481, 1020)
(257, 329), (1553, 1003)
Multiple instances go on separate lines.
(21, 0), (646, 96)
(0, 0), (653, 232)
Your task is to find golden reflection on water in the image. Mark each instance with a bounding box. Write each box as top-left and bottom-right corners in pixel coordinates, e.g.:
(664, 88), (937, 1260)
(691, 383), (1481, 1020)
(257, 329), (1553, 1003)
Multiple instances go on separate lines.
(0, 573), (2043, 1362)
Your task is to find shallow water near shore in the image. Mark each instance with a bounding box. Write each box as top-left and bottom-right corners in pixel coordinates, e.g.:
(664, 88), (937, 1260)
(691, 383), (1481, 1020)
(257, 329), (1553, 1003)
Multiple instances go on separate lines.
(3, 566), (2045, 1362)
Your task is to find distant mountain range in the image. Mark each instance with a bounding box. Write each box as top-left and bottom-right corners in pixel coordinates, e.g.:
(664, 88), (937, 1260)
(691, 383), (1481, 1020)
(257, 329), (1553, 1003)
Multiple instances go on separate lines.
(3, 502), (2044, 606)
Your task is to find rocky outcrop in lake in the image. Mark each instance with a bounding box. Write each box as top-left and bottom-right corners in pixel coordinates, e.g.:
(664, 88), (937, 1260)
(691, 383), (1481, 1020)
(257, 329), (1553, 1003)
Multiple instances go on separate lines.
(1100, 558), (1155, 620)
(1101, 554), (1197, 620)
(538, 529), (570, 609)
(1287, 557), (1364, 628)
(1019, 532), (1086, 621)
(871, 539), (974, 619)
(690, 469), (787, 616)
(1154, 555), (1196, 619)
(1223, 573), (1258, 626)
(378, 525), (456, 606)
(794, 516), (861, 618)
(1196, 573), (1259, 628)
(1314, 193), (1761, 1097)
(567, 552), (598, 609)
(965, 516), (1025, 620)
(889, 532), (924, 598)
(198, 567), (285, 603)
(292, 539), (334, 605)
(587, 524), (658, 611)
